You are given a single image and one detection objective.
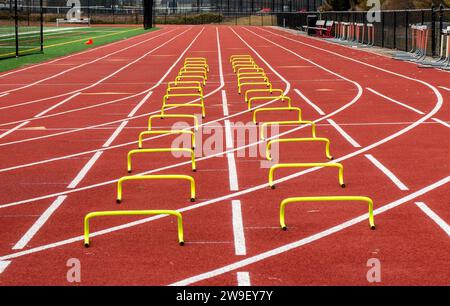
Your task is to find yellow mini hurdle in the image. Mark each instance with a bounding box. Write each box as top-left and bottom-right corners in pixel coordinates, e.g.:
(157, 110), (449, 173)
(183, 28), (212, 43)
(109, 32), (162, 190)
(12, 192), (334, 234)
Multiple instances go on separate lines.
(230, 55), (253, 62)
(176, 75), (206, 86)
(178, 70), (208, 81)
(248, 96), (291, 110)
(162, 93), (206, 118)
(127, 148), (196, 173)
(238, 72), (268, 82)
(237, 67), (264, 75)
(180, 66), (208, 74)
(268, 163), (345, 189)
(139, 130), (196, 149)
(83, 210), (184, 247)
(233, 64), (258, 73)
(232, 59), (255, 68)
(253, 107), (302, 124)
(117, 174), (196, 203)
(238, 80), (272, 94)
(168, 80), (203, 90)
(184, 63), (209, 72)
(279, 196), (375, 230)
(260, 120), (317, 140)
(148, 114), (199, 131)
(266, 137), (333, 161)
(245, 88), (284, 102)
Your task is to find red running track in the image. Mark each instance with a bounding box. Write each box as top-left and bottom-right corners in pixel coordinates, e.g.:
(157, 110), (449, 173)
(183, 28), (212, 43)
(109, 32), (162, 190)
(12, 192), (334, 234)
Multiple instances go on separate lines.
(0, 25), (448, 285)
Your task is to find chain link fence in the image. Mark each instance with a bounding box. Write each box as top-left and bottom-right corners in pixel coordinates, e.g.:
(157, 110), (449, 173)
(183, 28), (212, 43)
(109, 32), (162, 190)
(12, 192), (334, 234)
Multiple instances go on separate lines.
(0, 0), (43, 59)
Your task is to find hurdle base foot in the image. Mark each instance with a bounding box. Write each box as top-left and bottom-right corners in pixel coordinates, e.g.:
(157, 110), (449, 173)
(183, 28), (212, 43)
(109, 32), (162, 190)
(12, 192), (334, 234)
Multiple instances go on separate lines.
(282, 226), (287, 231)
(179, 241), (185, 246)
(116, 199), (122, 204)
(190, 198), (196, 202)
(193, 169), (197, 172)
(271, 185), (276, 190)
(128, 170), (131, 174)
(370, 225), (376, 230)
(341, 184), (346, 188)
(84, 243), (90, 248)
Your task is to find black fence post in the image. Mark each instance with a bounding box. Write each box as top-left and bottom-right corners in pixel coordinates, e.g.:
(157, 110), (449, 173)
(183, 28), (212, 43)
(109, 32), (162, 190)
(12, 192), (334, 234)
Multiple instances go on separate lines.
(381, 11), (385, 48)
(40, 0), (43, 53)
(14, 0), (18, 57)
(431, 4), (436, 56)
(405, 10), (409, 52)
(393, 11), (397, 49)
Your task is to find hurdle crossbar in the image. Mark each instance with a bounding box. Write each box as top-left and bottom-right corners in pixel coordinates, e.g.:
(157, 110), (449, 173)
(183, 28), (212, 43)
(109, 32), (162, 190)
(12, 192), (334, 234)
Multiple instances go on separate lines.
(260, 120), (316, 140)
(245, 88), (284, 102)
(138, 130), (195, 149)
(253, 107), (302, 124)
(266, 137), (333, 161)
(148, 114), (199, 131)
(280, 196), (375, 230)
(117, 174), (196, 203)
(269, 163), (345, 189)
(248, 96), (291, 110)
(127, 148), (196, 172)
(83, 210), (184, 247)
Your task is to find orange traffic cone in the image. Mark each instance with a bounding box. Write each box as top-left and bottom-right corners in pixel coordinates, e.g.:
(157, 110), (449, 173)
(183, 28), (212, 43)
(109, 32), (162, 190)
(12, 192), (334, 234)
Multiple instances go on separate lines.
(85, 38), (93, 45)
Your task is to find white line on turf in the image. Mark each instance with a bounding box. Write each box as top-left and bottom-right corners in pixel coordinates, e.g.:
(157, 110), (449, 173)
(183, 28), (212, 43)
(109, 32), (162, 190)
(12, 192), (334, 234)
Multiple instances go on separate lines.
(366, 88), (425, 115)
(294, 88), (325, 115)
(237, 272), (251, 286)
(438, 86), (450, 92)
(169, 176), (449, 285)
(0, 28), (178, 98)
(327, 119), (361, 147)
(365, 154), (409, 190)
(232, 200), (246, 256)
(415, 202), (450, 236)
(12, 195), (68, 250)
(0, 93), (9, 98)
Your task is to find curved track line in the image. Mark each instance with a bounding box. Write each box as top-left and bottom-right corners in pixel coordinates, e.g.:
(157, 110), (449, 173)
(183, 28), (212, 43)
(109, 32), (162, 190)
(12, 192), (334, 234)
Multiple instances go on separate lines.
(0, 28), (153, 79)
(0, 26), (362, 205)
(0, 28), (177, 101)
(0, 26), (444, 281)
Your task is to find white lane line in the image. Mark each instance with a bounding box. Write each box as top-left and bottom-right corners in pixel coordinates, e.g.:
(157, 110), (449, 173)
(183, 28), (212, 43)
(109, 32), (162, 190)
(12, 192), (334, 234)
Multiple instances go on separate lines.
(294, 88), (325, 115)
(0, 176), (450, 266)
(66, 152), (103, 189)
(102, 121), (128, 148)
(366, 88), (425, 115)
(415, 202), (450, 236)
(0, 26), (442, 263)
(0, 261), (11, 274)
(221, 90), (229, 116)
(12, 195), (67, 250)
(232, 200), (247, 256)
(327, 119), (361, 147)
(224, 120), (234, 149)
(170, 176), (449, 286)
(226, 154), (239, 191)
(0, 28), (177, 97)
(0, 121), (30, 139)
(365, 154), (409, 191)
(34, 93), (81, 118)
(432, 118), (450, 128)
(127, 91), (153, 118)
(0, 93), (9, 98)
(237, 272), (251, 286)
(438, 86), (450, 91)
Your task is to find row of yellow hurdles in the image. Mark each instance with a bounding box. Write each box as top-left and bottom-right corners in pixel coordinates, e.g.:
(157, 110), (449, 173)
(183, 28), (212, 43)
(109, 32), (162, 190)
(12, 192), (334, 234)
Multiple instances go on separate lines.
(230, 54), (376, 232)
(83, 57), (211, 247)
